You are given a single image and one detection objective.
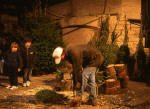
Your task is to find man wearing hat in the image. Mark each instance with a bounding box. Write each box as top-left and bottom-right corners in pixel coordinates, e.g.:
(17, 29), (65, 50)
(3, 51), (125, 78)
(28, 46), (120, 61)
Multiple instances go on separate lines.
(52, 45), (103, 106)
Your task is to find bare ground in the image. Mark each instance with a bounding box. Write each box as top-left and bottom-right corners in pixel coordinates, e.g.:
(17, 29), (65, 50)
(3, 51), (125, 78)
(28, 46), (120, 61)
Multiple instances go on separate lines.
(0, 73), (150, 109)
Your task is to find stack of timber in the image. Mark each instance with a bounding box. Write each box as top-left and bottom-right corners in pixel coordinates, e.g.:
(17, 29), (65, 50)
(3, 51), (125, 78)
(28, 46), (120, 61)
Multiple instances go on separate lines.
(105, 79), (120, 95)
(106, 64), (129, 90)
(106, 64), (117, 79)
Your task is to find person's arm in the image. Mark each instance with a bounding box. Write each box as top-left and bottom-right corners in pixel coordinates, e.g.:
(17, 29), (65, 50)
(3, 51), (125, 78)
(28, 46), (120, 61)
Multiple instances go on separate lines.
(71, 51), (83, 90)
(18, 52), (23, 72)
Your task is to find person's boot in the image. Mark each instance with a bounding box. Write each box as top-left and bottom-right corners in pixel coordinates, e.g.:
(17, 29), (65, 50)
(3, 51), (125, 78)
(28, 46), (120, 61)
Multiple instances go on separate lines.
(91, 99), (97, 106)
(87, 99), (97, 106)
(23, 82), (27, 87)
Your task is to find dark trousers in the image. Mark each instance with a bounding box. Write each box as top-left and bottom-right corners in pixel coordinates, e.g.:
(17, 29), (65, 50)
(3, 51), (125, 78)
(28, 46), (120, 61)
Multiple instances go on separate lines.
(8, 67), (18, 86)
(23, 68), (33, 83)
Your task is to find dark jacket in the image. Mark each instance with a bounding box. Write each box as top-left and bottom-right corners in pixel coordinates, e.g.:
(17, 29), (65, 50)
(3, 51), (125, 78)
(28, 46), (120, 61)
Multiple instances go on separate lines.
(0, 43), (9, 59)
(21, 46), (36, 68)
(65, 45), (104, 88)
(4, 50), (23, 69)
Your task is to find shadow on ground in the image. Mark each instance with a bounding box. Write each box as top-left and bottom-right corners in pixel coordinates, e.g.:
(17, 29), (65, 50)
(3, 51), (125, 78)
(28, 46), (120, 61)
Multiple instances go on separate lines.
(43, 79), (56, 86)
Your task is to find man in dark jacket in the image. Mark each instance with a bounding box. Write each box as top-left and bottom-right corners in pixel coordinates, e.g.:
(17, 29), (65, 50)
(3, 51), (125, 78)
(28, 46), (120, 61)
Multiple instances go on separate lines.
(21, 37), (36, 87)
(52, 45), (103, 106)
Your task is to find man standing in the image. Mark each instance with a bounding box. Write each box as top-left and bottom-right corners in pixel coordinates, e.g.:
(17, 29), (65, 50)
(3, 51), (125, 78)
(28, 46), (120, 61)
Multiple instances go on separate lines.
(52, 45), (103, 106)
(21, 37), (36, 87)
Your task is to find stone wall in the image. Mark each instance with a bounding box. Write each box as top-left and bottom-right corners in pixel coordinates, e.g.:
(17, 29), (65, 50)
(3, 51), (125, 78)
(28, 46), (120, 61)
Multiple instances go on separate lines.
(48, 0), (141, 54)
(61, 16), (97, 47)
(49, 0), (141, 19)
(109, 14), (141, 54)
(61, 14), (141, 55)
(121, 0), (141, 19)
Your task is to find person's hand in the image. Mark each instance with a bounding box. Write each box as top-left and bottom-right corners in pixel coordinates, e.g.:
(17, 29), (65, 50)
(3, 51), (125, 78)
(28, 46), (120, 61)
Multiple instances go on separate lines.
(75, 82), (81, 89)
(18, 68), (21, 72)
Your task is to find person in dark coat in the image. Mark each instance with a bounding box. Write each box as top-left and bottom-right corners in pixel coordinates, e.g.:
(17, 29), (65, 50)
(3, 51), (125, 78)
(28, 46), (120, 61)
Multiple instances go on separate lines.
(0, 37), (9, 74)
(21, 37), (36, 87)
(4, 42), (23, 90)
(52, 45), (104, 106)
